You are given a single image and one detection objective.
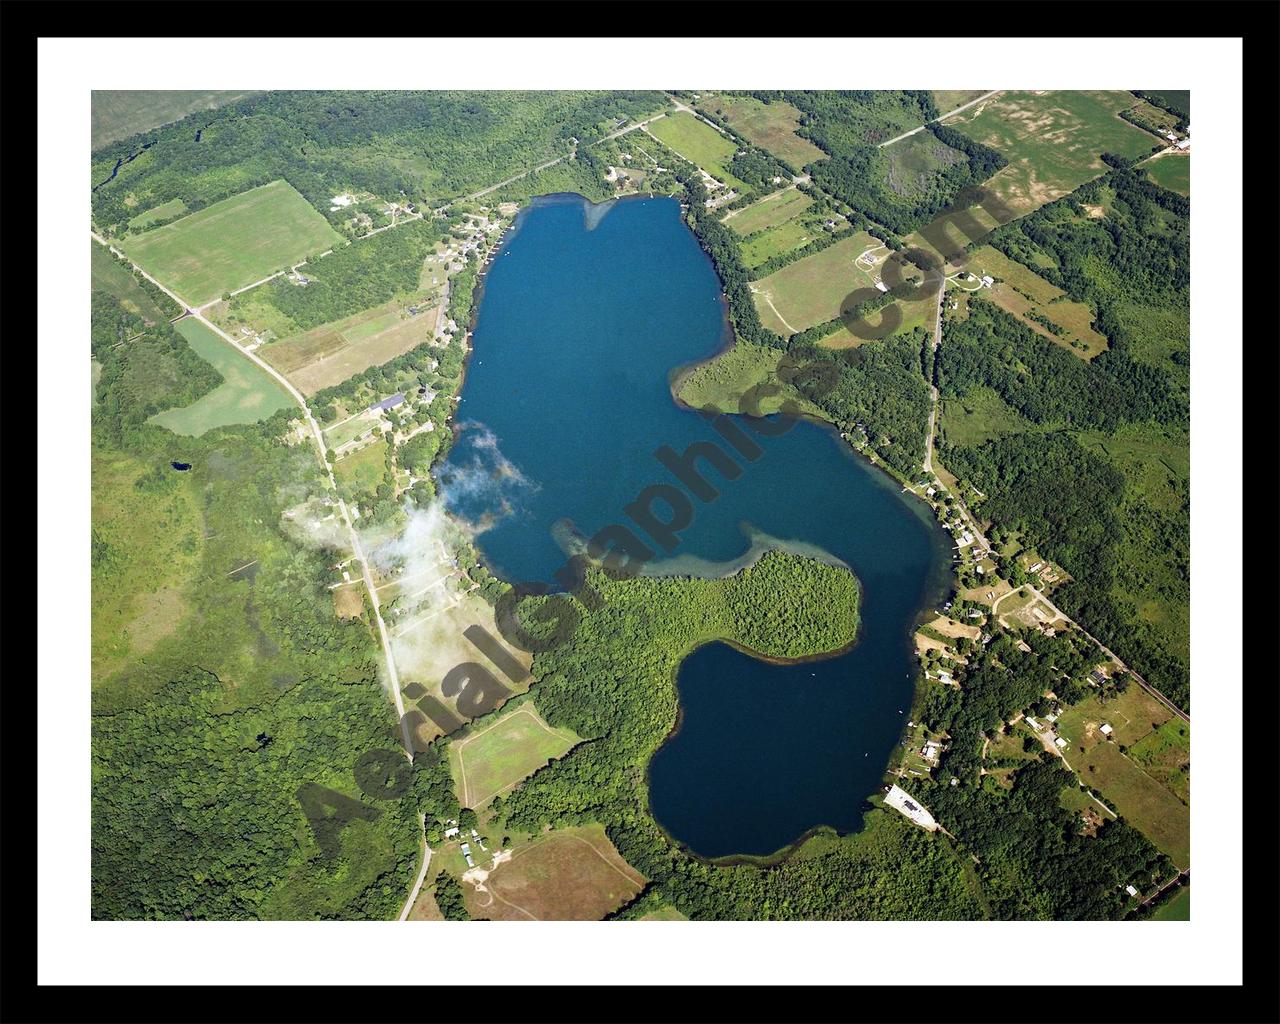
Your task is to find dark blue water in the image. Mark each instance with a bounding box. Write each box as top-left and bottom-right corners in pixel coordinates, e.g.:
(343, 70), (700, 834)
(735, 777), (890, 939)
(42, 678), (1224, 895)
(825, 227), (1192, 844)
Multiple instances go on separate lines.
(439, 194), (951, 858)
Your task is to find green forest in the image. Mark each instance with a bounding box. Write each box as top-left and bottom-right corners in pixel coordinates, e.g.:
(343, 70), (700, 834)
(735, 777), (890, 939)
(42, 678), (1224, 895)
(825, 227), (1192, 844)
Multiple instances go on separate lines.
(942, 169), (1190, 709)
(913, 629), (1176, 918)
(91, 300), (419, 919)
(483, 553), (987, 919)
(92, 90), (667, 236)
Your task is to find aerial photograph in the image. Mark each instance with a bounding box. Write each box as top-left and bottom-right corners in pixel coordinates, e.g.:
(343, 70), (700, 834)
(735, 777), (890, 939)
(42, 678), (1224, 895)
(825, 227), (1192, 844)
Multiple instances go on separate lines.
(88, 86), (1193, 924)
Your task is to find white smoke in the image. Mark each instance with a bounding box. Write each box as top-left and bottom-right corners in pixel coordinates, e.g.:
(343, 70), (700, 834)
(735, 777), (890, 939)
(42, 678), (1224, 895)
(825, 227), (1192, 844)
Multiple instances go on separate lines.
(434, 421), (537, 532)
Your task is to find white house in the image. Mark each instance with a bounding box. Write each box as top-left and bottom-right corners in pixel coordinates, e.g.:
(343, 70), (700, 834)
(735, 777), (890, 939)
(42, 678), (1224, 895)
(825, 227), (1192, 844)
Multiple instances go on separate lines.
(1054, 736), (1068, 748)
(1099, 723), (1114, 737)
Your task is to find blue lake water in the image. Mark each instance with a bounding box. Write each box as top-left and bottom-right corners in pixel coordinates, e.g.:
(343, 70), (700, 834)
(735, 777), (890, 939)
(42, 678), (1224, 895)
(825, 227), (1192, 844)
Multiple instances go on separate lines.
(439, 194), (952, 858)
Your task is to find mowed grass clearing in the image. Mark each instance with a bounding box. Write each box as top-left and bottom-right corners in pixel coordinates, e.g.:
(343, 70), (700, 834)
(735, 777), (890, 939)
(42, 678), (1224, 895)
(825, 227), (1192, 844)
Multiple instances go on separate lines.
(449, 703), (579, 808)
(646, 111), (745, 189)
(1149, 885), (1190, 921)
(127, 197), (188, 232)
(957, 246), (1109, 358)
(332, 440), (387, 497)
(741, 219), (822, 269)
(1055, 685), (1189, 868)
(941, 90), (1156, 216)
(120, 180), (342, 306)
(694, 93), (827, 169)
(726, 188), (812, 236)
(751, 230), (923, 335)
(148, 318), (294, 436)
(465, 824), (645, 920)
(1144, 152), (1189, 196)
(940, 385), (1043, 448)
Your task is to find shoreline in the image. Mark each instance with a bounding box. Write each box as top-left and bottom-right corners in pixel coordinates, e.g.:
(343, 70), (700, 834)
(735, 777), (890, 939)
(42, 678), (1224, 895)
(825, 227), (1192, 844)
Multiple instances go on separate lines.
(433, 188), (953, 868)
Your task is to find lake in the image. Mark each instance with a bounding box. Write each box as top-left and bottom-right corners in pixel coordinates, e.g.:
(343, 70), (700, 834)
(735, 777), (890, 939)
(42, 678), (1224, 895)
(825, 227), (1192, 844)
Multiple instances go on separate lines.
(439, 193), (952, 858)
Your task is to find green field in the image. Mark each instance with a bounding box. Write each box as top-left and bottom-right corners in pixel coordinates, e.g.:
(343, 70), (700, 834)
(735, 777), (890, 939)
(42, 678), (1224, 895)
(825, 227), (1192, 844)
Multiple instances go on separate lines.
(340, 310), (402, 343)
(119, 180), (343, 306)
(727, 189), (812, 236)
(1144, 153), (1189, 196)
(323, 414), (379, 450)
(940, 385), (1042, 448)
(959, 246), (1109, 358)
(92, 449), (204, 684)
(1138, 91), (1190, 119)
(1149, 885), (1190, 921)
(942, 90), (1156, 216)
(740, 219), (821, 269)
(91, 240), (175, 323)
(694, 93), (826, 169)
(646, 112), (746, 189)
(751, 230), (911, 334)
(333, 440), (388, 497)
(127, 197), (188, 232)
(449, 703), (579, 808)
(92, 90), (257, 151)
(148, 319), (293, 436)
(1055, 686), (1189, 869)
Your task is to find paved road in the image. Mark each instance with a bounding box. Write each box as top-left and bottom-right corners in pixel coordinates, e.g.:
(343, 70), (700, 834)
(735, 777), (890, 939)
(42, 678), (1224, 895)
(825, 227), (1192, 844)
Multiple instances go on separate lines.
(1019, 584), (1190, 724)
(879, 90), (1002, 148)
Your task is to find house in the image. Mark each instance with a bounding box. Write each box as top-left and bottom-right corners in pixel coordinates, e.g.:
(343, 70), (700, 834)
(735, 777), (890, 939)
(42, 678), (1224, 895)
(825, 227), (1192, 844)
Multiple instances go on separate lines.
(1165, 131), (1178, 141)
(981, 275), (994, 287)
(936, 671), (953, 686)
(1126, 884), (1140, 897)
(1099, 723), (1114, 737)
(1028, 561), (1044, 573)
(874, 280), (889, 293)
(370, 392), (406, 413)
(1054, 736), (1068, 748)
(443, 826), (460, 839)
(1175, 138), (1190, 150)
